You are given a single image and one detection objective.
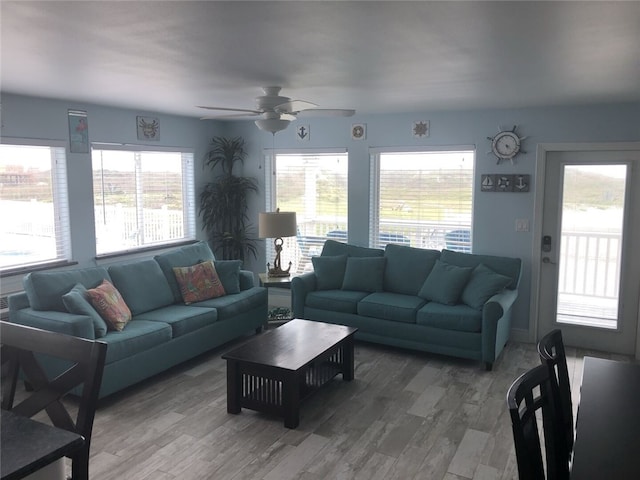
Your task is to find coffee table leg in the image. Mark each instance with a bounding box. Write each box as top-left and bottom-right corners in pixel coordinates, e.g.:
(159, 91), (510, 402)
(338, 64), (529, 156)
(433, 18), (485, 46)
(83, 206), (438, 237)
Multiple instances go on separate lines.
(226, 360), (241, 414)
(342, 339), (355, 381)
(282, 374), (301, 429)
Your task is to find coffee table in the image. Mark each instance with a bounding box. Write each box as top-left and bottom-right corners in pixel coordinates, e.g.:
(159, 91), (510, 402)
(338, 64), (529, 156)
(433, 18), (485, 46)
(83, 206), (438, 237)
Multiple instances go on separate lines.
(222, 318), (357, 428)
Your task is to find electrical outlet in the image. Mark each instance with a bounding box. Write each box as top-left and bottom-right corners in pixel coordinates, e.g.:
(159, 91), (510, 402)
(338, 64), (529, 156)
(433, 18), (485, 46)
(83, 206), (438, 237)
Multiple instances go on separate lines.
(515, 218), (529, 232)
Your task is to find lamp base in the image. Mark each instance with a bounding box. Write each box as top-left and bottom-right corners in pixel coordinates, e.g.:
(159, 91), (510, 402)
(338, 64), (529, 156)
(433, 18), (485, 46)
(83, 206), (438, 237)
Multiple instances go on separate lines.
(266, 261), (292, 278)
(267, 238), (292, 277)
(267, 268), (291, 278)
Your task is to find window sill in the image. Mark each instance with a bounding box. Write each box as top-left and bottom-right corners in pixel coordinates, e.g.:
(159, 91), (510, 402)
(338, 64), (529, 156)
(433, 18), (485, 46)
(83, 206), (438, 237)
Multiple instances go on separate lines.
(0, 260), (79, 279)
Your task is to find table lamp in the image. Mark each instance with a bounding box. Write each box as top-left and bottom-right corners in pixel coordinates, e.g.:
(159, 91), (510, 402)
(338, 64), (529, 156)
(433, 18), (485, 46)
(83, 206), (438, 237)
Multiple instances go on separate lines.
(259, 209), (297, 277)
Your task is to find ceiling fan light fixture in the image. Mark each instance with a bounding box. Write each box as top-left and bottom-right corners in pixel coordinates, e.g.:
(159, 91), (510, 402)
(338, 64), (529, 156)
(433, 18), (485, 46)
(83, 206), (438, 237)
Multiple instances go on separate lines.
(255, 118), (291, 134)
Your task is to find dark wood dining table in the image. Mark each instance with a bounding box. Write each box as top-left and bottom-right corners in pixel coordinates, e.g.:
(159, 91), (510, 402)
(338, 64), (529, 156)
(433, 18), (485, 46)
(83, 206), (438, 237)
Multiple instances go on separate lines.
(1, 409), (84, 480)
(570, 356), (640, 479)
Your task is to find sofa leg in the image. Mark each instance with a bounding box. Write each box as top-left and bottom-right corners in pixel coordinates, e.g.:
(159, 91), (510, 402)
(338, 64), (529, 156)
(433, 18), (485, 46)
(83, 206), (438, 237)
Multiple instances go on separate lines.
(484, 362), (493, 371)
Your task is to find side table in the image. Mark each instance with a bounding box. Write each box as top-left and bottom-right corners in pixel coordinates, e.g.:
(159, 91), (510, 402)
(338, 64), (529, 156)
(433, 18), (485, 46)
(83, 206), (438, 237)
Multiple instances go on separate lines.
(258, 273), (295, 324)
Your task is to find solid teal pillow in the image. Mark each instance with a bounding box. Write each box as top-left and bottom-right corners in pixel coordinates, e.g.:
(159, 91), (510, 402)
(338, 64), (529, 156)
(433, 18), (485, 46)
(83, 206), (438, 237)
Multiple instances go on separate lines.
(341, 257), (386, 292)
(62, 283), (108, 338)
(108, 259), (175, 315)
(214, 260), (242, 294)
(312, 254), (348, 290)
(461, 263), (512, 309)
(418, 260), (473, 305)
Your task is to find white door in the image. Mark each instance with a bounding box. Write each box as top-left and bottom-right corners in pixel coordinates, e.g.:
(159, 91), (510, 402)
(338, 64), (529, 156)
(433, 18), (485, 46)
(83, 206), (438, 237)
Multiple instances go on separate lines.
(536, 147), (640, 355)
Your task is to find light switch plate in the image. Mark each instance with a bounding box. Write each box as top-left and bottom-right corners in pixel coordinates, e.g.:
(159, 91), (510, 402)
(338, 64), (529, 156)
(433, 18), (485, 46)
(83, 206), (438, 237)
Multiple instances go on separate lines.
(515, 218), (529, 232)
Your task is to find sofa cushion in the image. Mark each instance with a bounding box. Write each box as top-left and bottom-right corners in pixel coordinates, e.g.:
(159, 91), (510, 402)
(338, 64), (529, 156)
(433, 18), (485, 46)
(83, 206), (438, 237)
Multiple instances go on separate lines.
(154, 241), (216, 302)
(418, 260), (473, 305)
(383, 244), (441, 295)
(312, 254), (348, 290)
(306, 290), (370, 314)
(135, 305), (218, 337)
(416, 302), (483, 333)
(108, 259), (175, 315)
(86, 280), (132, 332)
(214, 260), (242, 294)
(462, 264), (513, 309)
(357, 292), (425, 323)
(321, 239), (384, 258)
(190, 287), (267, 321)
(100, 319), (172, 364)
(62, 283), (108, 338)
(440, 249), (521, 290)
(23, 267), (111, 312)
(342, 257), (386, 292)
(173, 261), (226, 304)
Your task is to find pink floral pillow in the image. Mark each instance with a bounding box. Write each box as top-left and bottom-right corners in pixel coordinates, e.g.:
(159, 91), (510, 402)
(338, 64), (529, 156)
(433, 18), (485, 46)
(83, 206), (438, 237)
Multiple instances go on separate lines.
(86, 280), (132, 331)
(173, 261), (226, 304)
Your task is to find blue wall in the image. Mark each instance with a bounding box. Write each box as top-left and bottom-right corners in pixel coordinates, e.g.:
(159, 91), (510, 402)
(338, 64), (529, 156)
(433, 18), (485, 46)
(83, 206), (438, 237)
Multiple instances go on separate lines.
(2, 92), (639, 333)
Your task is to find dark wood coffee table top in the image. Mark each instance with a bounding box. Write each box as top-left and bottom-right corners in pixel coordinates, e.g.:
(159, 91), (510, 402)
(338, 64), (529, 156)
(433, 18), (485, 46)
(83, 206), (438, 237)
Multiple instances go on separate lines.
(222, 319), (357, 371)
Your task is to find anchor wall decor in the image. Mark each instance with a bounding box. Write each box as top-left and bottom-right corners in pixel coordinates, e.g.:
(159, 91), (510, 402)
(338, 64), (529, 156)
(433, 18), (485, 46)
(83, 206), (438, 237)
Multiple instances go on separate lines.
(480, 174), (530, 192)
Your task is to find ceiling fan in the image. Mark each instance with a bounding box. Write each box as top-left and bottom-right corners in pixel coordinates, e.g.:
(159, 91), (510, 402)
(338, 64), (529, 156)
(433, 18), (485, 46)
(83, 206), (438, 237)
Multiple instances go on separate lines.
(198, 86), (355, 134)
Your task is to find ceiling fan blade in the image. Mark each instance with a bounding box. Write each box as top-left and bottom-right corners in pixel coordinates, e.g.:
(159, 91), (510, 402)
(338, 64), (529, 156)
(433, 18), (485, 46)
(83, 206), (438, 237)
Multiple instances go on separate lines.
(280, 113), (297, 121)
(297, 108), (356, 118)
(275, 100), (318, 114)
(200, 113), (261, 120)
(197, 106), (262, 115)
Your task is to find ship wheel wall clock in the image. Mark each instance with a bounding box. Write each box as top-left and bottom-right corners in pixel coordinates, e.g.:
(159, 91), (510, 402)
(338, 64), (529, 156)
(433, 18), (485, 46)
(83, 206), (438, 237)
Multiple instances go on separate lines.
(487, 125), (527, 165)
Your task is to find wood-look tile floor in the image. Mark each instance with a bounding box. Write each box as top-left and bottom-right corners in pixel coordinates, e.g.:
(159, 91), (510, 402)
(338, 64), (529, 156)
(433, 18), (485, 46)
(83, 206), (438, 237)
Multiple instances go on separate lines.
(73, 336), (628, 479)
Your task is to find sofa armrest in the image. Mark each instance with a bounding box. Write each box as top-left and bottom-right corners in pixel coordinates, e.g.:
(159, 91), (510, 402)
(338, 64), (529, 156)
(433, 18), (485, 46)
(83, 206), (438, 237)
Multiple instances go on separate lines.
(481, 288), (518, 366)
(291, 273), (317, 318)
(7, 291), (30, 311)
(9, 308), (96, 340)
(239, 270), (255, 290)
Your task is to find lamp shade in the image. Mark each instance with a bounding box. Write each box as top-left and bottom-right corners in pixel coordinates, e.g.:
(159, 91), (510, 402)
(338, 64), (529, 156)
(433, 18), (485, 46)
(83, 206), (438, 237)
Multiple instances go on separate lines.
(258, 211), (297, 238)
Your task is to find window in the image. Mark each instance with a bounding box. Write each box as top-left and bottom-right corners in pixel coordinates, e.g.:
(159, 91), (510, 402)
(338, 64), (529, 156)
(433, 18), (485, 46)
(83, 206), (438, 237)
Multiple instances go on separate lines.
(0, 140), (71, 271)
(266, 150), (348, 273)
(370, 148), (474, 251)
(92, 145), (195, 255)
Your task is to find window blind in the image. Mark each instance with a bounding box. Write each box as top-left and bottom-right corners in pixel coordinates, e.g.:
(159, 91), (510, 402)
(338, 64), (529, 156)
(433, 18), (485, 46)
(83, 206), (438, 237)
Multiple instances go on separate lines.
(370, 149), (474, 251)
(92, 146), (195, 255)
(0, 140), (70, 271)
(265, 150), (348, 274)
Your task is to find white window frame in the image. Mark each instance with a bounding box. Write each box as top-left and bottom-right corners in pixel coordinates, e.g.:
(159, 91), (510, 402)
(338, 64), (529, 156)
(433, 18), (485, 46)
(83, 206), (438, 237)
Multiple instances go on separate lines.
(265, 148), (348, 273)
(91, 143), (196, 256)
(369, 145), (475, 251)
(0, 138), (71, 273)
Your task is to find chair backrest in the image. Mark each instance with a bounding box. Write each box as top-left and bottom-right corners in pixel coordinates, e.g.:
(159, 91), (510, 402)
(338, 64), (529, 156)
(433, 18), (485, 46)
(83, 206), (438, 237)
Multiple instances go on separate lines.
(0, 321), (107, 480)
(537, 328), (574, 454)
(507, 364), (570, 480)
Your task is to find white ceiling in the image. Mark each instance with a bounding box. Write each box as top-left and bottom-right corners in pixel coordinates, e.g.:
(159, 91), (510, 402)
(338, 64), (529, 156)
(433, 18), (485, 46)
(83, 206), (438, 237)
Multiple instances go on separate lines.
(1, 1), (639, 119)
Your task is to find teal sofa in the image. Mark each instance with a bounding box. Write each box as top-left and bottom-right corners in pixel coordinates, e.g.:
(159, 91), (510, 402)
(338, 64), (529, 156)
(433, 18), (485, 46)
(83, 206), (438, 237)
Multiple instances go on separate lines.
(292, 240), (521, 370)
(8, 242), (268, 398)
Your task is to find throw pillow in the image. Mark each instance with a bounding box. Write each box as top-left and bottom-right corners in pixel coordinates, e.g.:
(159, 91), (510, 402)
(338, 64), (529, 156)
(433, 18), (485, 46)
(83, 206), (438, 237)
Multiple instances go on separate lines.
(462, 263), (512, 309)
(312, 254), (348, 290)
(62, 283), (108, 338)
(173, 260), (226, 304)
(341, 256), (386, 292)
(86, 280), (132, 331)
(214, 260), (242, 294)
(418, 260), (473, 305)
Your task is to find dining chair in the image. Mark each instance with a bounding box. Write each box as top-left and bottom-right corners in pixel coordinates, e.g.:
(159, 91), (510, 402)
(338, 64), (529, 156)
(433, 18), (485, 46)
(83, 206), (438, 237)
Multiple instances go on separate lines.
(537, 328), (574, 454)
(0, 321), (107, 480)
(507, 364), (570, 480)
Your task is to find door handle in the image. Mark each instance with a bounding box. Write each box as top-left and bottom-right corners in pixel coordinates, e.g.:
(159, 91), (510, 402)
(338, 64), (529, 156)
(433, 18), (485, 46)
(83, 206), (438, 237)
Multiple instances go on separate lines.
(542, 256), (557, 265)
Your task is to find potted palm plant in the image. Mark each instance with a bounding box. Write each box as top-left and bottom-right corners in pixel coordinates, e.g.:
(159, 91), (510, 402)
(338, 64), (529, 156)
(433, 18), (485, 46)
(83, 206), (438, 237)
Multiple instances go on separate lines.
(199, 136), (258, 262)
